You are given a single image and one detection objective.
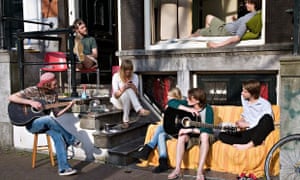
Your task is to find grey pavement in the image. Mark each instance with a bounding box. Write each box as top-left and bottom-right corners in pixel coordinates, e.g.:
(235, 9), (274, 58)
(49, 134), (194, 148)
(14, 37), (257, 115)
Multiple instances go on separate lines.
(0, 148), (239, 180)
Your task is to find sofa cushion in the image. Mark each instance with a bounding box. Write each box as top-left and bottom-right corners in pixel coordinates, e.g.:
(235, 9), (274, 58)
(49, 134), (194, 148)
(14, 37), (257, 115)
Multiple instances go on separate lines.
(242, 11), (262, 40)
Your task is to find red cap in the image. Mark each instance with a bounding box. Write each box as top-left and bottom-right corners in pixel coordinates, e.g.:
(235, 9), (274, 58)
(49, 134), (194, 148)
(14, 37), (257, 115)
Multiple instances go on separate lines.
(37, 72), (55, 87)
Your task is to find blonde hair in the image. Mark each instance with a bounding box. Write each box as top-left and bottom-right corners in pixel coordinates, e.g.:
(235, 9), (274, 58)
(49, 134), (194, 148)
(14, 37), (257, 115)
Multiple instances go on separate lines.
(168, 87), (182, 100)
(119, 59), (134, 82)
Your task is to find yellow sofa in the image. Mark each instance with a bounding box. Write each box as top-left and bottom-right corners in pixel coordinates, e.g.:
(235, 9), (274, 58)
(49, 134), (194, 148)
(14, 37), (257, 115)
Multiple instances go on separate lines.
(139, 105), (280, 177)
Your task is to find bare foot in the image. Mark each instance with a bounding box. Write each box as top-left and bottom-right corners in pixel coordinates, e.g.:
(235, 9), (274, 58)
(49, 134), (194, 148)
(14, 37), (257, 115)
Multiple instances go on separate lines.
(196, 174), (205, 180)
(233, 142), (254, 150)
(138, 109), (150, 116)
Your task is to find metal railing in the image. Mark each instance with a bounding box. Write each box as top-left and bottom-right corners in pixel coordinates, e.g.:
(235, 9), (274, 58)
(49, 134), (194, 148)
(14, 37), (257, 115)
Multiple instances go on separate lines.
(16, 28), (79, 97)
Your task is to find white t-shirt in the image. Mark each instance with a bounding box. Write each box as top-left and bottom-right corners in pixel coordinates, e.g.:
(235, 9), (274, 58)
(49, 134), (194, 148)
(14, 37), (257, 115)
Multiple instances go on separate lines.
(110, 72), (139, 109)
(241, 95), (273, 129)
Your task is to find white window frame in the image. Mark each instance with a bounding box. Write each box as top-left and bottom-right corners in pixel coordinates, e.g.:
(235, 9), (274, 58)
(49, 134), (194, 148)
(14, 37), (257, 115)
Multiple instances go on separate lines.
(144, 0), (266, 50)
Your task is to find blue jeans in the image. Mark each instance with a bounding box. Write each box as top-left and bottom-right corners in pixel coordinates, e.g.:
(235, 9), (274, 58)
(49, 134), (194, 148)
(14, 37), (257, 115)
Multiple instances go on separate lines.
(147, 125), (170, 158)
(26, 115), (77, 172)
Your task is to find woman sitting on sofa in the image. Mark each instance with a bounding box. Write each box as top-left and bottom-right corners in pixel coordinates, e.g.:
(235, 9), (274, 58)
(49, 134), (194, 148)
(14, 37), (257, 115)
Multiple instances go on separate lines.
(130, 87), (183, 173)
(167, 88), (214, 180)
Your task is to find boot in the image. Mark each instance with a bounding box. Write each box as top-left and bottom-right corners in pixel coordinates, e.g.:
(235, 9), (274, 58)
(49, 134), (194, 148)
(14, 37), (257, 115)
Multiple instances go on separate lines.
(152, 157), (169, 173)
(130, 144), (153, 160)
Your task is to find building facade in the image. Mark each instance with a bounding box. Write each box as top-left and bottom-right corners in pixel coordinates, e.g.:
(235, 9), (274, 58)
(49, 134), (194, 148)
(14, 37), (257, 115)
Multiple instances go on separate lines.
(0, 0), (296, 161)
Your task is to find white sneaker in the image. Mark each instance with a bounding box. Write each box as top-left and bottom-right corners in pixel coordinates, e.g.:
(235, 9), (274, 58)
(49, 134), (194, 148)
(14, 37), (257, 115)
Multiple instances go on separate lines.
(59, 168), (77, 176)
(73, 140), (82, 148)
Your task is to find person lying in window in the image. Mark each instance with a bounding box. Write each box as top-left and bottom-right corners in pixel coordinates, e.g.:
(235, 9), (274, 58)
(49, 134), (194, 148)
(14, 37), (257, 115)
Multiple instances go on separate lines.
(190, 0), (261, 48)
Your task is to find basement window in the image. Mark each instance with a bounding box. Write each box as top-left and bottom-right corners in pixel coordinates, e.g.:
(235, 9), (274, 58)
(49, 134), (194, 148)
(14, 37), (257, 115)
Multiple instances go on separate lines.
(141, 73), (276, 113)
(196, 73), (277, 105)
(144, 0), (266, 50)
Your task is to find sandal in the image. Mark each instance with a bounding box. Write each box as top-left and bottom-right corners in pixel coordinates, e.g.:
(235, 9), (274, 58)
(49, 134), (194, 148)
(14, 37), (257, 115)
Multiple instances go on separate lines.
(168, 170), (181, 180)
(139, 109), (150, 116)
(121, 122), (129, 129)
(196, 174), (205, 180)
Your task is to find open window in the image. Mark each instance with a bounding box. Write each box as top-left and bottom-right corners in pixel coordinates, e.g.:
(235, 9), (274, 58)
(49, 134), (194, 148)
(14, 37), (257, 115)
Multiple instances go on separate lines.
(144, 0), (266, 50)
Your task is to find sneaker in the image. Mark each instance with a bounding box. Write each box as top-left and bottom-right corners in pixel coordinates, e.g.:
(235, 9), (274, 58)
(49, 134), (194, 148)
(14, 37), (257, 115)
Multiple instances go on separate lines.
(59, 168), (77, 176)
(73, 140), (82, 148)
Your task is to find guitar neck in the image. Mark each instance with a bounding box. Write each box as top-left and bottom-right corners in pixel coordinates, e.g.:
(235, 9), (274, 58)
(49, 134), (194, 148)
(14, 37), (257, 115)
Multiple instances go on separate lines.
(189, 121), (221, 130)
(44, 102), (71, 110)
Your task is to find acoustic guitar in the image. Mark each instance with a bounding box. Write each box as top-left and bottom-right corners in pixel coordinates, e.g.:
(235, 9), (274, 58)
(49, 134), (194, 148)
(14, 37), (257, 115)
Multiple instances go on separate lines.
(163, 107), (198, 136)
(176, 116), (240, 134)
(8, 99), (82, 126)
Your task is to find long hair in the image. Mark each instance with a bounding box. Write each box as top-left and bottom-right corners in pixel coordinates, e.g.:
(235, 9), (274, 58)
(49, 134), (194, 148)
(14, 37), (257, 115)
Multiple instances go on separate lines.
(119, 59), (134, 82)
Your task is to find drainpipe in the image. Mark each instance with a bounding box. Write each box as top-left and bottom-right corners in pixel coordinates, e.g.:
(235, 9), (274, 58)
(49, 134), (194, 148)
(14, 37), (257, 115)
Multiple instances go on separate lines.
(0, 1), (3, 49)
(294, 0), (300, 55)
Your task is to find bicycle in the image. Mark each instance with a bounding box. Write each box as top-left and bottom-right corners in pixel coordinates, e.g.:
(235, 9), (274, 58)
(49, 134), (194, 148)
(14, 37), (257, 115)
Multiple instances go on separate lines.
(264, 133), (300, 180)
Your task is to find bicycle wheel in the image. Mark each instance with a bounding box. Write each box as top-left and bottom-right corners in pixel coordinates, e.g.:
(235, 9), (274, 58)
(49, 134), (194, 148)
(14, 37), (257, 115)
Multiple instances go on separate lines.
(265, 134), (300, 180)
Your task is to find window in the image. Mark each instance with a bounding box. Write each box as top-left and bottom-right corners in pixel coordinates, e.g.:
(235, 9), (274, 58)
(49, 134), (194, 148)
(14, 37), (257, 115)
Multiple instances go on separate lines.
(196, 74), (277, 105)
(144, 0), (266, 50)
(0, 0), (23, 49)
(142, 74), (177, 113)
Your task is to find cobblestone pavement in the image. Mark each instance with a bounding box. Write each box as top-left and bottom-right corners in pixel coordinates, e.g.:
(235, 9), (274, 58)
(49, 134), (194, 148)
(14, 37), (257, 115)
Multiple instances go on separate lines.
(0, 148), (252, 180)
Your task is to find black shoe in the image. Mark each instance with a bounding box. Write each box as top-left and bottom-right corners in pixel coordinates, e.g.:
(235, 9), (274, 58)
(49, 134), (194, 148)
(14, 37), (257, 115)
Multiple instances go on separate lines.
(152, 157), (169, 173)
(130, 144), (153, 160)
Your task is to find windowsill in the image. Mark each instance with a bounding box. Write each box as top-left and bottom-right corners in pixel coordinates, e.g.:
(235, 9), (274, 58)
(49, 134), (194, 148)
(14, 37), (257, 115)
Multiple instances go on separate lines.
(147, 36), (265, 50)
(116, 42), (293, 57)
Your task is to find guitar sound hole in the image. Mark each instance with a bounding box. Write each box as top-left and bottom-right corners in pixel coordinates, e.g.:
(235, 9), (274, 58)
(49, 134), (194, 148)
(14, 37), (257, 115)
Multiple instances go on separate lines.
(182, 117), (191, 127)
(31, 107), (42, 114)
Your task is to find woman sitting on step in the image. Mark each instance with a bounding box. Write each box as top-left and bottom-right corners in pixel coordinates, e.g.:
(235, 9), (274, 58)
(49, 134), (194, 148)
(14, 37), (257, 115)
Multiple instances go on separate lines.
(110, 59), (150, 129)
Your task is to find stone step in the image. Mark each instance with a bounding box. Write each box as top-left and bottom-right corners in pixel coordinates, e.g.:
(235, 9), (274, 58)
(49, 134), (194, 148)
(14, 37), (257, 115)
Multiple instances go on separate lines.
(107, 136), (145, 166)
(79, 109), (123, 130)
(92, 117), (152, 149)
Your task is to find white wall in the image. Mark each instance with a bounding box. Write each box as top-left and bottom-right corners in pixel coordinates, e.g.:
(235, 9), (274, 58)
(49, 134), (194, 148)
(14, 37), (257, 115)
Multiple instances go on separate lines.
(13, 113), (108, 161)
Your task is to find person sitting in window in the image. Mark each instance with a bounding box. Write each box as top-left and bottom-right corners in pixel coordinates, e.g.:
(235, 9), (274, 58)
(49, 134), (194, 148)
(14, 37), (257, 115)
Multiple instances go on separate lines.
(110, 59), (150, 129)
(73, 18), (98, 69)
(190, 0), (261, 48)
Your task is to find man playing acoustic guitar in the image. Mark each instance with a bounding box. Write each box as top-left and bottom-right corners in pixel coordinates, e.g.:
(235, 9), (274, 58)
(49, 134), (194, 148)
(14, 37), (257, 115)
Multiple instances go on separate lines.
(8, 72), (80, 176)
(218, 79), (274, 150)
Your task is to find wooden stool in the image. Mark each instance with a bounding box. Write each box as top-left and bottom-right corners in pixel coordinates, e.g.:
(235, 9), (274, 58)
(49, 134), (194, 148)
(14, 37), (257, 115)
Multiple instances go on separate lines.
(32, 133), (55, 168)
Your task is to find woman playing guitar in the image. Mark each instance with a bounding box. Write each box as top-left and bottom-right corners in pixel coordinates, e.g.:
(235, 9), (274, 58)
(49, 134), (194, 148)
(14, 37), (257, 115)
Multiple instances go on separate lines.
(167, 88), (214, 180)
